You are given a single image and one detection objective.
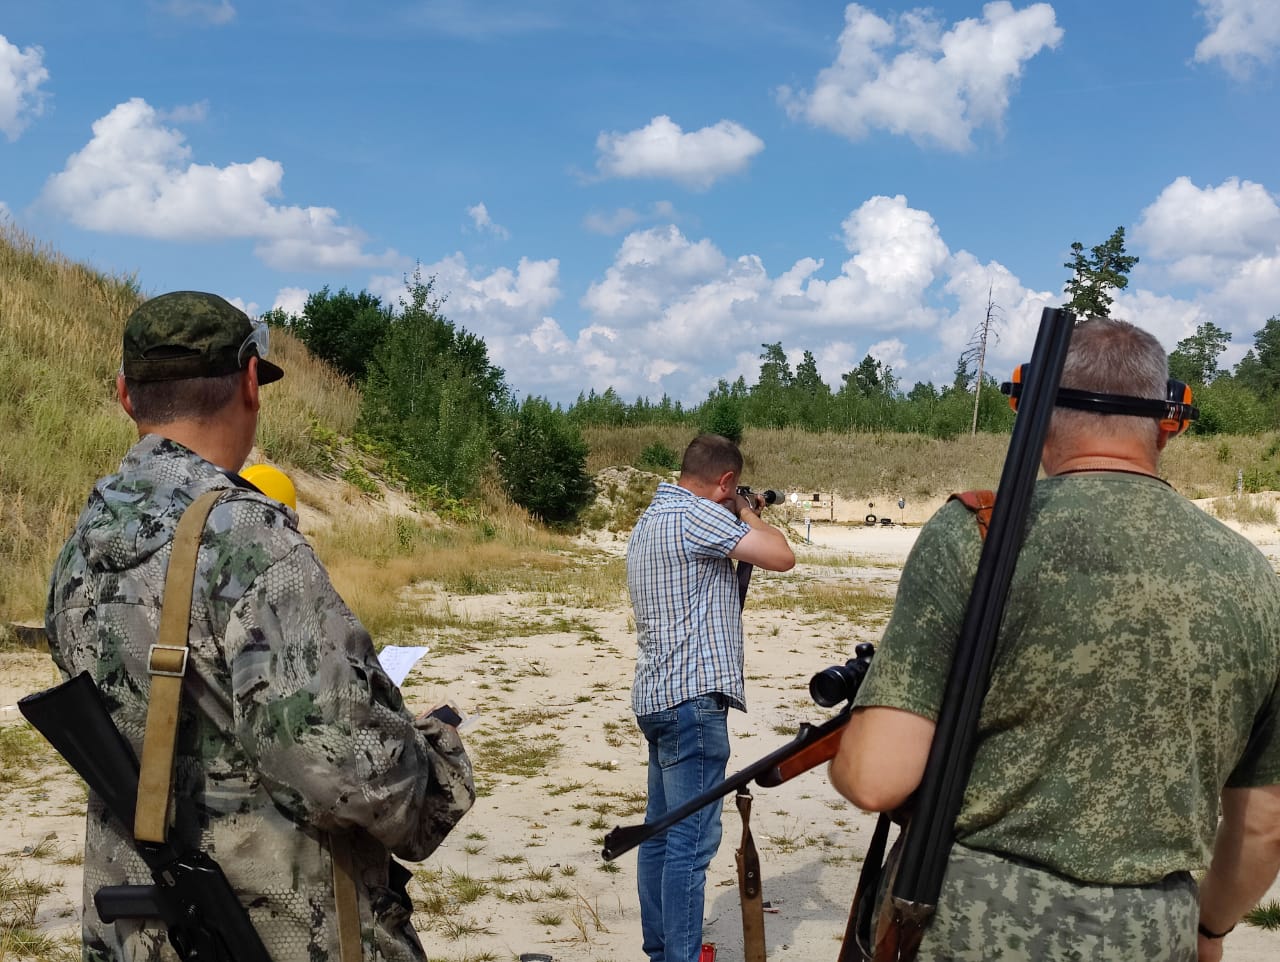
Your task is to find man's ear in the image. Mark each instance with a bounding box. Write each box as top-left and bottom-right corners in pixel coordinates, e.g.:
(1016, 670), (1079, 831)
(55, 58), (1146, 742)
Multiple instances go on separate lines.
(718, 471), (736, 497)
(244, 358), (261, 413)
(117, 373), (137, 421)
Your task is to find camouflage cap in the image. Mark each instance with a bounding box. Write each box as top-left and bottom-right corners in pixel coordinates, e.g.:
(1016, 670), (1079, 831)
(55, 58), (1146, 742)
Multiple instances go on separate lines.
(122, 291), (284, 385)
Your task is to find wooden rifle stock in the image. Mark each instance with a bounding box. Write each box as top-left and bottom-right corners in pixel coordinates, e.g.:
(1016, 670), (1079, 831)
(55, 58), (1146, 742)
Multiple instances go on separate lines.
(755, 717), (848, 788)
(602, 707), (851, 860)
(605, 645), (874, 862)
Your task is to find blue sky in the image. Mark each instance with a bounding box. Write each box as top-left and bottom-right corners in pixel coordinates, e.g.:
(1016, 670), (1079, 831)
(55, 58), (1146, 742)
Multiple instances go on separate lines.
(2, 1), (1279, 405)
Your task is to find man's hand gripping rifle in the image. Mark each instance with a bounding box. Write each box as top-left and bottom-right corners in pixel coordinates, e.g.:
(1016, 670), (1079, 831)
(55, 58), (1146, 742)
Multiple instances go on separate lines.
(19, 672), (272, 962)
(601, 643), (874, 861)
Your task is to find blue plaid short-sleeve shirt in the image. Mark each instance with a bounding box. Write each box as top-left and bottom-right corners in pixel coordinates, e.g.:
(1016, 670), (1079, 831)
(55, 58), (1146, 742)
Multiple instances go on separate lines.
(627, 482), (751, 715)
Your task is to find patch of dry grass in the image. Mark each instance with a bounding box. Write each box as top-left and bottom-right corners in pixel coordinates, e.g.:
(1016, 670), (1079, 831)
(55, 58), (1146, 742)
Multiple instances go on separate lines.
(583, 426), (1270, 507)
(583, 426), (1012, 501)
(0, 864), (76, 962)
(313, 516), (558, 637)
(749, 581), (896, 621)
(0, 224), (357, 622)
(1211, 493), (1279, 526)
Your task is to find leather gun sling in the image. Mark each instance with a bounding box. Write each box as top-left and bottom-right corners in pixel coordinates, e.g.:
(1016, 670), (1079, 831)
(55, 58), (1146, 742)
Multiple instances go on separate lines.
(134, 488), (362, 962)
(735, 789), (766, 962)
(947, 490), (995, 541)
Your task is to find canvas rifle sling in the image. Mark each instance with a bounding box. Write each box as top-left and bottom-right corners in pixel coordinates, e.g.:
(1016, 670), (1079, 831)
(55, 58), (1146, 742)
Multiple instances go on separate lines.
(135, 489), (226, 844)
(133, 488), (364, 962)
(331, 832), (363, 962)
(735, 789), (766, 962)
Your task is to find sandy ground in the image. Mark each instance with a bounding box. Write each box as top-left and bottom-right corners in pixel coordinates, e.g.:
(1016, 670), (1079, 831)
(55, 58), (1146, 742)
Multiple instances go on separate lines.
(3, 517), (1280, 961)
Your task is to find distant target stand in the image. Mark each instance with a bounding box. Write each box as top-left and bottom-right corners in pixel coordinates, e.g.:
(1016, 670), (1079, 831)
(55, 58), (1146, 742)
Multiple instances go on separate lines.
(789, 491), (818, 543)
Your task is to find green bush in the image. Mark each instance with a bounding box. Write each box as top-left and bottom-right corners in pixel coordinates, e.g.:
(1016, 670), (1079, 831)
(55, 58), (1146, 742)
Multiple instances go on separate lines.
(496, 397), (595, 524)
(358, 273), (506, 497)
(1241, 466), (1280, 493)
(637, 442), (678, 472)
(700, 397), (743, 444)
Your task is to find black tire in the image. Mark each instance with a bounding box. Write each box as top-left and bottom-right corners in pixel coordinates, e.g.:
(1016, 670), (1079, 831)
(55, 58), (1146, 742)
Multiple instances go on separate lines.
(865, 513), (877, 525)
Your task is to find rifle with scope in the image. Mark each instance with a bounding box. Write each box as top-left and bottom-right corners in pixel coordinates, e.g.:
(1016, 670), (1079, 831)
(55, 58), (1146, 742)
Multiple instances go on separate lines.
(736, 486), (781, 507)
(601, 643), (874, 861)
(19, 671), (272, 962)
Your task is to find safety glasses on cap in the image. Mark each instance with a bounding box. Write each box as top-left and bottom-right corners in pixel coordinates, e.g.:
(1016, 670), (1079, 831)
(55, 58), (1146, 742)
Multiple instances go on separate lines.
(237, 320), (270, 369)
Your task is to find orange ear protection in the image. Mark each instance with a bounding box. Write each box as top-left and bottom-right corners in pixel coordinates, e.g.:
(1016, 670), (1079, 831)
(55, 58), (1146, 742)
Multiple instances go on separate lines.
(1000, 364), (1198, 435)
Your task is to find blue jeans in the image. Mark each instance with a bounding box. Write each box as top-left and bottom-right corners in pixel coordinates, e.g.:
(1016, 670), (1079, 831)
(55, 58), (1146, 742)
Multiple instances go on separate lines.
(636, 695), (731, 962)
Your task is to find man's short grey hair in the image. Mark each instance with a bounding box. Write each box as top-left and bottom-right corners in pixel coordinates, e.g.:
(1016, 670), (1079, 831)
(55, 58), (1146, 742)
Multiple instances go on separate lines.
(123, 372), (242, 425)
(1048, 316), (1169, 446)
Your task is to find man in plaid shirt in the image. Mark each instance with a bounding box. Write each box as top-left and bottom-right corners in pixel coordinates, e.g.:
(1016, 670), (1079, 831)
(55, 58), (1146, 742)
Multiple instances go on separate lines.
(627, 434), (795, 962)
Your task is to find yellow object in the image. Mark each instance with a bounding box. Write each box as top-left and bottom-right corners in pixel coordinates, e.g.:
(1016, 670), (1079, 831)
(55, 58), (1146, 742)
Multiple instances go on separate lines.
(241, 463), (298, 511)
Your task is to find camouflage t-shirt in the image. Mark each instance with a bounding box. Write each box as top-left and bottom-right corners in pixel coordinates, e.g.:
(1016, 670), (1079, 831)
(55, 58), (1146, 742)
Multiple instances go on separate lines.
(46, 435), (475, 962)
(854, 471), (1280, 885)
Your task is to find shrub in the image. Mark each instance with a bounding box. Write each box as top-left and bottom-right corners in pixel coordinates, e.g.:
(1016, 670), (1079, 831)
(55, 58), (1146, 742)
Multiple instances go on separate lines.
(496, 397), (596, 524)
(358, 272), (506, 497)
(637, 443), (678, 472)
(700, 397), (743, 444)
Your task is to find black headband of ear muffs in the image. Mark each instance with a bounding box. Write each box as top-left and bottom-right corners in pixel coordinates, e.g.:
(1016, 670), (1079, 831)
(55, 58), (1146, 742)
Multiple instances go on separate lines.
(999, 365), (1199, 435)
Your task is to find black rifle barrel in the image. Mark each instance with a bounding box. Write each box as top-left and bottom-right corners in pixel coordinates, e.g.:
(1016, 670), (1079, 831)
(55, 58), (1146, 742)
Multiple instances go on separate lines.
(19, 672), (273, 962)
(891, 307), (1076, 909)
(601, 708), (850, 860)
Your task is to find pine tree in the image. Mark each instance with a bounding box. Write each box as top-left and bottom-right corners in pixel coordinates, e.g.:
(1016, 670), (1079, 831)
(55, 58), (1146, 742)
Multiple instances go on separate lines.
(1063, 226), (1138, 318)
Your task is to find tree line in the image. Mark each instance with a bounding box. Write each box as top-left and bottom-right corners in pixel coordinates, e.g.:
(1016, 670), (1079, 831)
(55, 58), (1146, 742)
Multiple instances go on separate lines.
(569, 227), (1280, 441)
(270, 229), (1278, 524)
(567, 314), (1280, 443)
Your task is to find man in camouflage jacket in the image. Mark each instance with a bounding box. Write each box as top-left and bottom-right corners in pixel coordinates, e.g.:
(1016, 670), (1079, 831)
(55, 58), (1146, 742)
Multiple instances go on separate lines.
(45, 291), (475, 962)
(829, 318), (1280, 961)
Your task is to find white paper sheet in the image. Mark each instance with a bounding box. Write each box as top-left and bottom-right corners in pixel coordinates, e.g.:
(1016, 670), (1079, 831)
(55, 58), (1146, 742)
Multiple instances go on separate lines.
(377, 645), (430, 687)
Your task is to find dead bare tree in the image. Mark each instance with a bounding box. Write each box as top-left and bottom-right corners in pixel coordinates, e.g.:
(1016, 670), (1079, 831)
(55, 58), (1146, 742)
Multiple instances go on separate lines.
(962, 280), (1003, 436)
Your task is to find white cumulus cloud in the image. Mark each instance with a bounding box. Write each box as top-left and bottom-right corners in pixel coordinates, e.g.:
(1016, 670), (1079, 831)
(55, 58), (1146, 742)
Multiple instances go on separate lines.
(1120, 174), (1280, 363)
(369, 253), (560, 331)
(226, 295), (260, 317)
(467, 202), (510, 239)
(272, 287), (310, 317)
(39, 98), (401, 272)
(368, 252), (577, 393)
(595, 115), (764, 190)
(0, 34), (50, 141)
(583, 225), (729, 320)
(1133, 176), (1280, 285)
(351, 176), (1280, 406)
(1194, 0), (1280, 77)
(563, 196), (968, 400)
(779, 1), (1063, 151)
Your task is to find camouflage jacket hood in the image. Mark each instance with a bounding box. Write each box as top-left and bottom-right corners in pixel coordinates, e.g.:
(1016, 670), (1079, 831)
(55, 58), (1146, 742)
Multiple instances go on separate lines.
(75, 434), (275, 574)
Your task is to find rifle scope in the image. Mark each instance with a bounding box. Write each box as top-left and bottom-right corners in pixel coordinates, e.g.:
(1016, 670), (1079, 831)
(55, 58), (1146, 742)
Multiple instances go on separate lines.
(809, 642), (875, 708)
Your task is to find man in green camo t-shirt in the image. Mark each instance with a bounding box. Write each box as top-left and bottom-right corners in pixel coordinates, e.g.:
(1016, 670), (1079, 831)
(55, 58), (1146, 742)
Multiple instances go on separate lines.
(46, 292), (475, 962)
(829, 318), (1280, 962)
